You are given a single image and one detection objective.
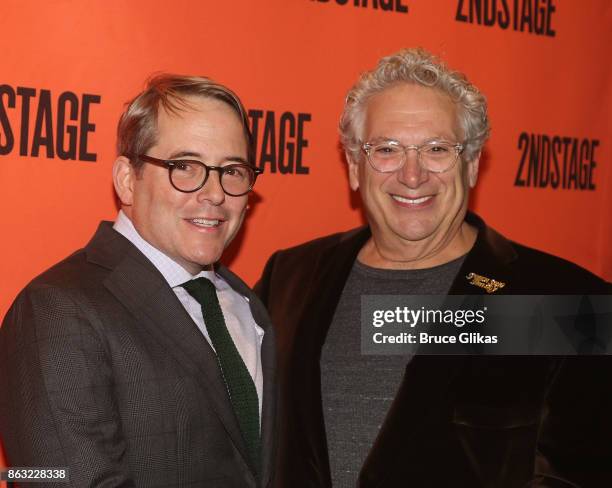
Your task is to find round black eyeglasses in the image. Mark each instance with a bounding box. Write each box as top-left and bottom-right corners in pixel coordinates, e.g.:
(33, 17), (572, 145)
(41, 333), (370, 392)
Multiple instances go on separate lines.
(135, 154), (263, 197)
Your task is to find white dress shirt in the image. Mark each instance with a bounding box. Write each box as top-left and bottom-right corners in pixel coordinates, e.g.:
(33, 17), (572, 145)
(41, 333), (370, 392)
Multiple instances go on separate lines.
(113, 210), (264, 416)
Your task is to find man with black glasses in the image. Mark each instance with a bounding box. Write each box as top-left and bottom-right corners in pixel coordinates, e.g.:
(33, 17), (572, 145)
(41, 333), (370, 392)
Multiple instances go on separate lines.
(1, 75), (276, 487)
(256, 49), (611, 487)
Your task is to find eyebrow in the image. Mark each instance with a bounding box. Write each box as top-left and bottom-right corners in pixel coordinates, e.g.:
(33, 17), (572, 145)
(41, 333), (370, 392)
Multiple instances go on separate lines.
(167, 150), (249, 165)
(367, 136), (454, 144)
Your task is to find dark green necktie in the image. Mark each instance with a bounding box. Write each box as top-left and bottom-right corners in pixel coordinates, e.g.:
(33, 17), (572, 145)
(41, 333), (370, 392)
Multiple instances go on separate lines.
(182, 277), (261, 474)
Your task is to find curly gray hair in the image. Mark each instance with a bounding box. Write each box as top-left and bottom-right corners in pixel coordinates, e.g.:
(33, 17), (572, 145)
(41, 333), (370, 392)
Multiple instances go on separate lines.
(339, 48), (490, 163)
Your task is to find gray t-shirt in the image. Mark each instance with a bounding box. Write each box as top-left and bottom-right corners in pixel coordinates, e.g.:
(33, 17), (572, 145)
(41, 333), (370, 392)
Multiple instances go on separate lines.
(320, 255), (465, 487)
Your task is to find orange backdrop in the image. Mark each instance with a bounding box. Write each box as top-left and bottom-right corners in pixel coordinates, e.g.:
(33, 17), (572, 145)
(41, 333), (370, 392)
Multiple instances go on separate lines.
(1, 0), (610, 476)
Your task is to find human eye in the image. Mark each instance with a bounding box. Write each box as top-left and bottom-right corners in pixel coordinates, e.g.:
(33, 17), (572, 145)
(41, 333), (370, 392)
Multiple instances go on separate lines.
(423, 143), (452, 156)
(173, 160), (198, 172)
(373, 143), (401, 156)
(223, 164), (249, 179)
(171, 160), (205, 183)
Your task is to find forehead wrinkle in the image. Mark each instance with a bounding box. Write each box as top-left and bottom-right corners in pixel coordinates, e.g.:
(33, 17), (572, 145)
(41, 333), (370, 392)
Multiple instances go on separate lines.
(166, 150), (249, 166)
(154, 99), (248, 162)
(364, 96), (459, 143)
(168, 150), (202, 159)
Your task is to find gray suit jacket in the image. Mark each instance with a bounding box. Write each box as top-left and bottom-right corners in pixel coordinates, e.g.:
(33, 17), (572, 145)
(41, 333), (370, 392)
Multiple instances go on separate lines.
(0, 222), (277, 487)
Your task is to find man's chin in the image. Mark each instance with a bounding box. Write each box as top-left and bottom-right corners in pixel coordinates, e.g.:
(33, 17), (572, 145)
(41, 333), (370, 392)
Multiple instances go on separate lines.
(194, 253), (223, 269)
(386, 218), (437, 243)
(171, 250), (222, 275)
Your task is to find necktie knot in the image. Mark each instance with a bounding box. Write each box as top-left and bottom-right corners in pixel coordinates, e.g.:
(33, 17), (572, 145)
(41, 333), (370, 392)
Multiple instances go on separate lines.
(182, 276), (217, 304)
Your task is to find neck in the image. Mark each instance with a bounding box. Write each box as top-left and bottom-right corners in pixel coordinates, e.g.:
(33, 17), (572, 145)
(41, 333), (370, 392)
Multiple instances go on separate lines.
(358, 221), (477, 270)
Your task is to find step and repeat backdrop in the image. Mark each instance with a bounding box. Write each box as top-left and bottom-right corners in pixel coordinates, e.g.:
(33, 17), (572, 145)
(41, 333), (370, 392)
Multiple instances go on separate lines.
(1, 0), (610, 474)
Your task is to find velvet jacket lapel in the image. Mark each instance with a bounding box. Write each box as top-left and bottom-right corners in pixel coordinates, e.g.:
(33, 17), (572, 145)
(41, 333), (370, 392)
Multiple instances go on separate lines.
(448, 212), (517, 295)
(84, 222), (260, 480)
(287, 227), (370, 484)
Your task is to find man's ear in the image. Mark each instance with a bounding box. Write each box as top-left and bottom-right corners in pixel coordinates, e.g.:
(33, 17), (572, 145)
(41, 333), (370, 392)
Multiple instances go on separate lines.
(113, 156), (136, 206)
(466, 152), (480, 188)
(346, 151), (360, 191)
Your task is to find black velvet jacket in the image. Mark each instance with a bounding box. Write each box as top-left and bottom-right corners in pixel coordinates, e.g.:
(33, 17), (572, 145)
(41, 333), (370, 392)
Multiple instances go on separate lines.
(255, 213), (611, 488)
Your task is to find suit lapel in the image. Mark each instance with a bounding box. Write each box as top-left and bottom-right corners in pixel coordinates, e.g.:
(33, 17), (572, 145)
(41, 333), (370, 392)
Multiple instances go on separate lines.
(217, 265), (277, 488)
(85, 223), (252, 473)
(296, 227), (372, 360)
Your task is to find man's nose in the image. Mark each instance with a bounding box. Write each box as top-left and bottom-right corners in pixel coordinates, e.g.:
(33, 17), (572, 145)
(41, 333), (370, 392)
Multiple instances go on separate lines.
(396, 149), (429, 188)
(196, 170), (226, 205)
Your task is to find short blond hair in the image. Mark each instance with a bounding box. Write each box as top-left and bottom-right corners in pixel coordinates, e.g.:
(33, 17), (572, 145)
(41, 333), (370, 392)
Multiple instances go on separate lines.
(117, 74), (253, 169)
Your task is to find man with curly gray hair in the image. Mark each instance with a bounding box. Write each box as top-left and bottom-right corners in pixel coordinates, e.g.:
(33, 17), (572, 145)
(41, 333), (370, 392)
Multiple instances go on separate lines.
(256, 48), (610, 487)
(340, 48), (489, 166)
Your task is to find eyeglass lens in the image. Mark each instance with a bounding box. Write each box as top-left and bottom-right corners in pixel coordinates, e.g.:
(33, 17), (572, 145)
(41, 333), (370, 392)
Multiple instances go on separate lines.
(366, 142), (460, 172)
(170, 161), (255, 195)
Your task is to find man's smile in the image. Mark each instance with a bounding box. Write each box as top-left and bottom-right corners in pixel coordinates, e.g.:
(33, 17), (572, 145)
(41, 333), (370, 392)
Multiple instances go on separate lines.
(390, 193), (434, 206)
(186, 217), (225, 228)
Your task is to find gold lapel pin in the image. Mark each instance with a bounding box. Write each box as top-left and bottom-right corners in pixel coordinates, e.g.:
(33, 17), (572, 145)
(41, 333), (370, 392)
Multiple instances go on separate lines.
(466, 272), (506, 294)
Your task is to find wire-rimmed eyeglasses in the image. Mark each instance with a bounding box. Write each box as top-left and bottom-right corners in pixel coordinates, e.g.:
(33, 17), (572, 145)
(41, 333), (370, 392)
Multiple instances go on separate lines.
(361, 140), (464, 173)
